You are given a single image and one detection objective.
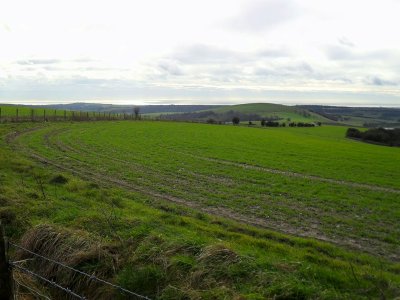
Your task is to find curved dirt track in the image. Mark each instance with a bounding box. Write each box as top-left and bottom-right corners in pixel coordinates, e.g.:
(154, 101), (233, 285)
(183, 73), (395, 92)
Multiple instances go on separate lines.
(7, 126), (400, 261)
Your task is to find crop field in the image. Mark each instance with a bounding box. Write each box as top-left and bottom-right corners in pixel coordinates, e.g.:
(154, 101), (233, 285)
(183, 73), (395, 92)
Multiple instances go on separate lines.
(1, 120), (400, 299)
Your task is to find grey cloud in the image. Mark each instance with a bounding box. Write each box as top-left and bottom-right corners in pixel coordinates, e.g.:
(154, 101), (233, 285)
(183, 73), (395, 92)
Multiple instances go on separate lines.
(365, 76), (398, 86)
(254, 62), (314, 77)
(16, 58), (97, 66)
(338, 37), (355, 48)
(174, 44), (237, 64)
(16, 59), (61, 65)
(228, 0), (300, 32)
(325, 46), (355, 60)
(257, 48), (291, 58)
(1, 75), (400, 106)
(73, 58), (97, 63)
(325, 46), (400, 61)
(173, 44), (290, 66)
(158, 60), (184, 76)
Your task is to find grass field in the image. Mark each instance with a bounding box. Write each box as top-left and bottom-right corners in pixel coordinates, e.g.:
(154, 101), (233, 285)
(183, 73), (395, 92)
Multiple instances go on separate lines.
(0, 105), (72, 117)
(1, 121), (400, 299)
(0, 105), (127, 123)
(211, 103), (332, 123)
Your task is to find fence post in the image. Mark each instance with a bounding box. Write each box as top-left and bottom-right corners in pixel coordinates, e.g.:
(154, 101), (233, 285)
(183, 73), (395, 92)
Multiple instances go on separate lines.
(64, 110), (67, 121)
(16, 109), (19, 122)
(31, 109), (34, 122)
(0, 222), (13, 300)
(43, 109), (46, 122)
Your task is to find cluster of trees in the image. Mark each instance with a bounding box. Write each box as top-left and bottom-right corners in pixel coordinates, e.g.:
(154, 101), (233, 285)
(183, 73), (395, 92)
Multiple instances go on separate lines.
(261, 119), (281, 127)
(288, 122), (321, 127)
(346, 127), (400, 146)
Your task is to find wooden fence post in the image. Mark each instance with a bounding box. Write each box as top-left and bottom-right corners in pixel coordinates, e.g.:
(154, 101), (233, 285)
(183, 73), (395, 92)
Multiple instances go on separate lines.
(0, 222), (13, 300)
(43, 109), (46, 122)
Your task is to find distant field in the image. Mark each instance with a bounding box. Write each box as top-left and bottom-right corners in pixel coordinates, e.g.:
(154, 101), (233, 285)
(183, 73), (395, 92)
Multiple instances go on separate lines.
(2, 121), (400, 298)
(211, 103), (332, 123)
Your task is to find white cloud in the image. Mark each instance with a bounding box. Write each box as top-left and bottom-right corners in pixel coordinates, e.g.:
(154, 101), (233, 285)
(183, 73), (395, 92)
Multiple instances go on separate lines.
(0, 0), (399, 106)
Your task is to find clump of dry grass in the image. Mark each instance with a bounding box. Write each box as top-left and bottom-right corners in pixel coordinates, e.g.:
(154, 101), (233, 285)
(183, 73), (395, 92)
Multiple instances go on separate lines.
(14, 224), (117, 299)
(197, 244), (240, 266)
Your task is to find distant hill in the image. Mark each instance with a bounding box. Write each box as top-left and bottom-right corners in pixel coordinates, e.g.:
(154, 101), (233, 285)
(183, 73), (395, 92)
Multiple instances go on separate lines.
(2, 102), (399, 127)
(299, 105), (400, 127)
(160, 103), (331, 123)
(29, 103), (225, 114)
(211, 103), (331, 123)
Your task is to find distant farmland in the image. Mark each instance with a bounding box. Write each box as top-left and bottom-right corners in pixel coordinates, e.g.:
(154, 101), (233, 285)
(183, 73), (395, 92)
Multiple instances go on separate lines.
(1, 120), (399, 299)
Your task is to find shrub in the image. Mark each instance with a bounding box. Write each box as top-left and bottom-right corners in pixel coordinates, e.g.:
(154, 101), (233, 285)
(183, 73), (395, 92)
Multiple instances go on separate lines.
(346, 128), (362, 138)
(49, 174), (68, 185)
(346, 127), (400, 146)
(232, 116), (240, 125)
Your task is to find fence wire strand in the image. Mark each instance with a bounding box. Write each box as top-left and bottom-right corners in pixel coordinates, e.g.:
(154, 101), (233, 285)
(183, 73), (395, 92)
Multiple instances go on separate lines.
(9, 242), (151, 300)
(10, 262), (86, 299)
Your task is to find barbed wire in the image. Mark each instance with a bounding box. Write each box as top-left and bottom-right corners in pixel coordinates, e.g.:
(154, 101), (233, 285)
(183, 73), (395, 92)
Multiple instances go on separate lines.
(10, 262), (86, 299)
(13, 276), (52, 300)
(9, 242), (151, 300)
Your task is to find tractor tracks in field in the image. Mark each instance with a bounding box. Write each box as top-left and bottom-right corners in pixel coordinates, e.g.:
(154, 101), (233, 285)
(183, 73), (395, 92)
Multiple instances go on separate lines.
(21, 149), (400, 260)
(172, 151), (400, 194)
(45, 126), (400, 195)
(6, 126), (400, 260)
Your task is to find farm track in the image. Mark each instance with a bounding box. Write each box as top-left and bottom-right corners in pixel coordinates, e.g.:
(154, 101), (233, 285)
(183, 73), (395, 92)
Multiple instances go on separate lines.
(172, 151), (400, 194)
(7, 126), (400, 261)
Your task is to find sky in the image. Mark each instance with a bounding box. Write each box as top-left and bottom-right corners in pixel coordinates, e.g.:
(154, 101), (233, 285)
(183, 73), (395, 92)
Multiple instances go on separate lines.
(1, 0), (400, 106)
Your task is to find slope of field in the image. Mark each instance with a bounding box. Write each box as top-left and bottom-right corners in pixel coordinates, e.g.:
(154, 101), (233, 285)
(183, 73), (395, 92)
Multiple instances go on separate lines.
(2, 121), (400, 299)
(211, 103), (331, 123)
(0, 105), (73, 118)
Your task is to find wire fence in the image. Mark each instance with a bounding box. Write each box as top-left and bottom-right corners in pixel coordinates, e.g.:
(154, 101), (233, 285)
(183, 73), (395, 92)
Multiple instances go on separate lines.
(0, 107), (147, 123)
(6, 241), (151, 300)
(11, 262), (86, 300)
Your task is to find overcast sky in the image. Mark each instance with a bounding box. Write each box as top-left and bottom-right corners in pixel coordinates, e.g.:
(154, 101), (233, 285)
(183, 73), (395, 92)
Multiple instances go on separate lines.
(1, 0), (400, 106)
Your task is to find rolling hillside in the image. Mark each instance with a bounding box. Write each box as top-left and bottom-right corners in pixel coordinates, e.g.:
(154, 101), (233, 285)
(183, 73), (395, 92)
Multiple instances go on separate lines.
(160, 102), (333, 123)
(210, 103), (332, 122)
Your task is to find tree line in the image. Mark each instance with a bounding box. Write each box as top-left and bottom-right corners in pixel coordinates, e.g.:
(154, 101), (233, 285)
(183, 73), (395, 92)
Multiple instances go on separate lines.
(346, 127), (400, 146)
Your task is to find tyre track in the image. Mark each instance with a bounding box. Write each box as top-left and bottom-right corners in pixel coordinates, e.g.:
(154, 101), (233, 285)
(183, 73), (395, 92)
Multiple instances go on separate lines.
(7, 126), (400, 260)
(173, 151), (400, 194)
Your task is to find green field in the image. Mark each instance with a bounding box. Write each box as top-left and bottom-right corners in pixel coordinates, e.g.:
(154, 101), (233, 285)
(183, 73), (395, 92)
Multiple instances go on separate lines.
(211, 103), (332, 123)
(0, 105), (126, 123)
(1, 121), (400, 299)
(0, 105), (71, 117)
